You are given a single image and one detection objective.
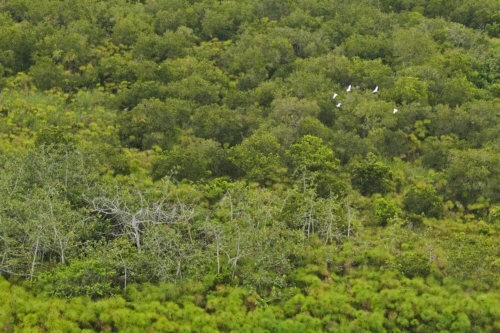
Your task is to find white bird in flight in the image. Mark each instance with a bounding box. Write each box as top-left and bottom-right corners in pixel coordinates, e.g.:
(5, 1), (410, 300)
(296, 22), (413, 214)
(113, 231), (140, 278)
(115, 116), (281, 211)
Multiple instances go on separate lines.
(332, 93), (338, 99)
(393, 108), (398, 114)
(336, 103), (342, 108)
(373, 86), (379, 93)
(346, 85), (352, 92)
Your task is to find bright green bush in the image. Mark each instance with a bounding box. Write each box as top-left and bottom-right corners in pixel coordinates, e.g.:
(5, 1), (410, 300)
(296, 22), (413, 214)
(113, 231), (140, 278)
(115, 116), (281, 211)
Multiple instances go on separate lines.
(35, 259), (117, 298)
(374, 197), (401, 226)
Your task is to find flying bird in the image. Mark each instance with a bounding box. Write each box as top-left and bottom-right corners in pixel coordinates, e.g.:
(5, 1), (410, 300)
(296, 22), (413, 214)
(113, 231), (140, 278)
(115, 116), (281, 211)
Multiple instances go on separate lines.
(332, 93), (338, 99)
(393, 108), (398, 114)
(373, 86), (379, 93)
(346, 85), (352, 92)
(336, 103), (342, 108)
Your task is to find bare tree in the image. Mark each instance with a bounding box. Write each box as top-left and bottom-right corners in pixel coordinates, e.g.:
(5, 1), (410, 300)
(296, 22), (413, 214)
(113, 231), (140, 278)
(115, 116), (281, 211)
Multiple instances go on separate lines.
(88, 190), (196, 253)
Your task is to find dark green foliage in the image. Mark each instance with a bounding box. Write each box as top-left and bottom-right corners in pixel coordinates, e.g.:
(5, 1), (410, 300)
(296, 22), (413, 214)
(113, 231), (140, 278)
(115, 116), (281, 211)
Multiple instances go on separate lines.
(117, 98), (179, 150)
(351, 154), (394, 196)
(132, 30), (193, 61)
(0, 13), (35, 73)
(403, 184), (444, 218)
(394, 251), (431, 278)
(332, 130), (374, 165)
(419, 136), (459, 171)
(442, 149), (500, 209)
(117, 81), (170, 109)
(229, 132), (286, 184)
(285, 135), (345, 196)
(106, 149), (132, 176)
(191, 104), (245, 146)
(152, 136), (227, 181)
(29, 57), (67, 91)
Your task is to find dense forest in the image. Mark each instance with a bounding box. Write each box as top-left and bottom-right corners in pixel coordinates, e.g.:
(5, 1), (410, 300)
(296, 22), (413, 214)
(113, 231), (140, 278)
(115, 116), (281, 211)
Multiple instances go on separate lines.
(2, 0), (500, 331)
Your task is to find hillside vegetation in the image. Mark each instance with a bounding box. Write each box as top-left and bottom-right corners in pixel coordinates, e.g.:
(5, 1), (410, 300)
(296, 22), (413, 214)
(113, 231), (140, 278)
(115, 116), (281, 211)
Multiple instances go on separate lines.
(2, 0), (500, 331)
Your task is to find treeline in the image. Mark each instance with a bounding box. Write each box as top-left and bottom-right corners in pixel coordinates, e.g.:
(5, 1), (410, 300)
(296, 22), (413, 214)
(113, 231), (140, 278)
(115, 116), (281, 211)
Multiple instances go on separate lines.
(2, 0), (500, 331)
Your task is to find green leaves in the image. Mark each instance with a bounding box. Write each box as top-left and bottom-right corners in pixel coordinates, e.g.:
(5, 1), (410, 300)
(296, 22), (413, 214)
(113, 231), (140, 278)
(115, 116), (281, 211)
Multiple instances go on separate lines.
(29, 56), (67, 91)
(286, 135), (337, 173)
(442, 148), (500, 209)
(152, 137), (226, 181)
(403, 184), (444, 218)
(373, 196), (400, 226)
(285, 135), (345, 197)
(385, 76), (429, 105)
(35, 259), (116, 298)
(117, 98), (179, 150)
(394, 251), (431, 278)
(191, 104), (244, 146)
(351, 154), (394, 196)
(446, 233), (500, 281)
(393, 27), (438, 67)
(4, 1), (500, 328)
(35, 126), (77, 148)
(230, 133), (286, 185)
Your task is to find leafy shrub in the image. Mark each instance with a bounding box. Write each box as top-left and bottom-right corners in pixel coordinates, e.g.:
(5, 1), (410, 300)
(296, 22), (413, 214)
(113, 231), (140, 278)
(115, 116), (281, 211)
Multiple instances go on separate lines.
(35, 126), (77, 148)
(352, 154), (394, 196)
(394, 252), (431, 278)
(229, 133), (286, 185)
(446, 233), (500, 281)
(403, 184), (444, 218)
(117, 98), (179, 150)
(152, 137), (228, 181)
(35, 259), (116, 298)
(488, 205), (500, 224)
(374, 197), (400, 226)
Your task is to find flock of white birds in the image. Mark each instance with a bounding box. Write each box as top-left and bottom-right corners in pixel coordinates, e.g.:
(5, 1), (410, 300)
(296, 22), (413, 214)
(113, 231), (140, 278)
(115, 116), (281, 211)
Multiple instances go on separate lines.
(333, 85), (398, 114)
